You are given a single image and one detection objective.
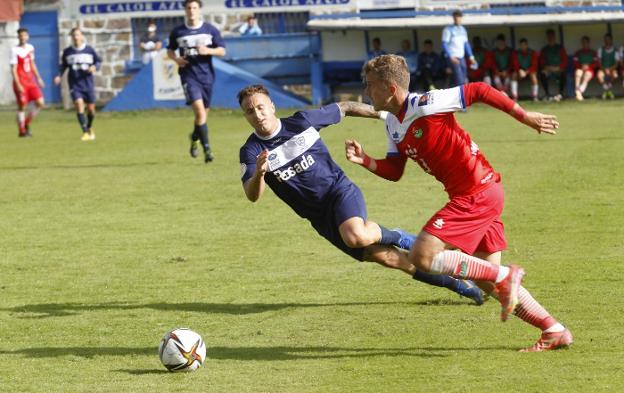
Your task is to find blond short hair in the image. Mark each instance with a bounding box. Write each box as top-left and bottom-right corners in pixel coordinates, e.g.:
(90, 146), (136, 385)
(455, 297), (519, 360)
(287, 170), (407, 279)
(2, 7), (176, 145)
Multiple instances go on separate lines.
(363, 54), (410, 91)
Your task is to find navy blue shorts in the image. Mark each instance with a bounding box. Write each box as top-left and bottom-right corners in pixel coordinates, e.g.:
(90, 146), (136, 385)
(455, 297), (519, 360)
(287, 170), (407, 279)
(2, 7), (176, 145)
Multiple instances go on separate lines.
(311, 183), (368, 261)
(70, 88), (96, 104)
(182, 79), (213, 107)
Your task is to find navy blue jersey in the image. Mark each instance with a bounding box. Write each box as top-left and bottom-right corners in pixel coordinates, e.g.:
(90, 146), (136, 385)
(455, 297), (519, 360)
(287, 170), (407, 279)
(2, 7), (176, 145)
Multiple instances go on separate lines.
(167, 22), (225, 85)
(59, 44), (101, 92)
(239, 104), (355, 222)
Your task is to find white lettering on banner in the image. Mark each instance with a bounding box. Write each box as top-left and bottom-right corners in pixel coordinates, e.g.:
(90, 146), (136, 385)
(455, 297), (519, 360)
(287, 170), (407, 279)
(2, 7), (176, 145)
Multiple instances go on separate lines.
(266, 128), (320, 172)
(152, 50), (185, 101)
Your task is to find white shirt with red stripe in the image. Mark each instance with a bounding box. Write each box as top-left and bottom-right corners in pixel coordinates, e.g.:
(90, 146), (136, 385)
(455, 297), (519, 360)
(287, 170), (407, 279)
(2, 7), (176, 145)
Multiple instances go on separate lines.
(10, 44), (37, 87)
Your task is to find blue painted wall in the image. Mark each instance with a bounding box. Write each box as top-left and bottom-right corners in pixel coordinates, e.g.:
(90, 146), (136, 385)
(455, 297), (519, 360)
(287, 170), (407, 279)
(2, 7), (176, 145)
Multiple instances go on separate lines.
(19, 11), (60, 103)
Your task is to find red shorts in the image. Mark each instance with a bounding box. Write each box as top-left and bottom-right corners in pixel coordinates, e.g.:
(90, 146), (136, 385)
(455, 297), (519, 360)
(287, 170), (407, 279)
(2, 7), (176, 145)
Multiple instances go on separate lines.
(13, 81), (42, 107)
(423, 181), (507, 255)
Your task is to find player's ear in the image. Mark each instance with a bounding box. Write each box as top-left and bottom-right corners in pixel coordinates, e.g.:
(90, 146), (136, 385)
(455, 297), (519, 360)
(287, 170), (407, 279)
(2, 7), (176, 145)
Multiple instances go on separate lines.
(388, 83), (398, 95)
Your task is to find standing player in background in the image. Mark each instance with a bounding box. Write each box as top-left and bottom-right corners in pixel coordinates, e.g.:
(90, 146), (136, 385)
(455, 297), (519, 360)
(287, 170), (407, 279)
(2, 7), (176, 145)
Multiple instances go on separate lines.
(11, 27), (45, 138)
(513, 38), (540, 102)
(596, 33), (619, 100)
(346, 55), (572, 351)
(140, 20), (163, 65)
(238, 84), (485, 305)
(467, 36), (493, 86)
(491, 34), (515, 98)
(167, 0), (226, 163)
(573, 36), (599, 101)
(54, 27), (101, 141)
(539, 29), (567, 101)
(441, 10), (476, 87)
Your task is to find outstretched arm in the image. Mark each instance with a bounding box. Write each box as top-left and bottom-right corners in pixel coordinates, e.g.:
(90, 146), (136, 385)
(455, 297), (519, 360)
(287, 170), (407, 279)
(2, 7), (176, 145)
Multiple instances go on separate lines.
(336, 101), (386, 119)
(345, 139), (407, 181)
(463, 82), (559, 135)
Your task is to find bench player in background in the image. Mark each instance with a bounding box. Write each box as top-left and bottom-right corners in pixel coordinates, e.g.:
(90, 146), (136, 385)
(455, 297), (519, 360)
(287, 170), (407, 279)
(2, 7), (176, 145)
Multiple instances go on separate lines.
(513, 38), (540, 102)
(11, 27), (45, 138)
(573, 36), (599, 101)
(596, 33), (620, 100)
(238, 84), (485, 305)
(491, 34), (515, 98)
(54, 27), (101, 141)
(346, 55), (572, 351)
(467, 36), (493, 86)
(167, 0), (226, 163)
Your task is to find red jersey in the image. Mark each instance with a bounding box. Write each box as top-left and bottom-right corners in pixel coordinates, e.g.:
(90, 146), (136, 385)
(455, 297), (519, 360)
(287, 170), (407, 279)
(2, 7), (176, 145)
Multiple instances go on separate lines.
(10, 44), (37, 87)
(382, 84), (502, 198)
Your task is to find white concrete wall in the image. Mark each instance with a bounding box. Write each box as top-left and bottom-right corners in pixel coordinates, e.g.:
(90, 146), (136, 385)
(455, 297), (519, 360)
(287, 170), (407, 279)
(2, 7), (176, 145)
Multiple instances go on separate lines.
(0, 22), (20, 105)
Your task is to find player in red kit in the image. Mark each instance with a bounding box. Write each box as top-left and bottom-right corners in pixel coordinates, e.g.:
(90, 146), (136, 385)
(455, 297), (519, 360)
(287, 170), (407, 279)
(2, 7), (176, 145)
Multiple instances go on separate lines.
(11, 27), (45, 138)
(345, 54), (572, 352)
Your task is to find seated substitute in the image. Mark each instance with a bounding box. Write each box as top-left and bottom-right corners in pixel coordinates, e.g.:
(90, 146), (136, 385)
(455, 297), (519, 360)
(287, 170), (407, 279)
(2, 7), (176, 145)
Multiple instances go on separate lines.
(596, 33), (620, 100)
(492, 34), (515, 98)
(513, 38), (540, 101)
(573, 35), (599, 101)
(238, 84), (484, 304)
(416, 39), (448, 92)
(539, 29), (567, 101)
(467, 36), (493, 86)
(396, 39), (418, 91)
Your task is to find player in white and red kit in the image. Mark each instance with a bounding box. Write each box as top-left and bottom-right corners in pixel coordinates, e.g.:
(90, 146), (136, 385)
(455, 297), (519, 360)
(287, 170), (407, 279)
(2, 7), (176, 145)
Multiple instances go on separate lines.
(11, 27), (45, 137)
(346, 55), (572, 352)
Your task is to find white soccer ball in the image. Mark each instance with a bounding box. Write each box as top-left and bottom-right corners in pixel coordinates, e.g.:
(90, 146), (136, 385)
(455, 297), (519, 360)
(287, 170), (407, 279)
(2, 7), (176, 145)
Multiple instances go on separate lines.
(158, 328), (206, 372)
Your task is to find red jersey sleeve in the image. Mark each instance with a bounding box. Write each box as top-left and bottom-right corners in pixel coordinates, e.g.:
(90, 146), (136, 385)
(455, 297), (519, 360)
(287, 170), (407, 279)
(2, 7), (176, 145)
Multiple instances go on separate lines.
(369, 154), (408, 181)
(463, 82), (516, 115)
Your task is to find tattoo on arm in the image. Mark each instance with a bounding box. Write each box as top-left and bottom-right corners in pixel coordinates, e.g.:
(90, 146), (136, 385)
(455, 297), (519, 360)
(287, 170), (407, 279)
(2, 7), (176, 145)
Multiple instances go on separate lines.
(336, 101), (379, 119)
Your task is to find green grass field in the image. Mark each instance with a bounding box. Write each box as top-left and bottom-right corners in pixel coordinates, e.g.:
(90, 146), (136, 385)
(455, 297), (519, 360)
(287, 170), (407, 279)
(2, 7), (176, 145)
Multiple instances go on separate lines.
(1, 100), (623, 392)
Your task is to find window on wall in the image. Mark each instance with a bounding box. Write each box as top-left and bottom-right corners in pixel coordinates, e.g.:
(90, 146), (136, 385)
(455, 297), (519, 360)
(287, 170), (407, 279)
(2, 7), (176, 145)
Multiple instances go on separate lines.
(130, 16), (184, 61)
(255, 12), (310, 34)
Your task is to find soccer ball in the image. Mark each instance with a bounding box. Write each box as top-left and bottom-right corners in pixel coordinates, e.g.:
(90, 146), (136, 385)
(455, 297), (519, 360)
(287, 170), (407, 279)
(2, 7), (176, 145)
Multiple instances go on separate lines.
(158, 328), (206, 372)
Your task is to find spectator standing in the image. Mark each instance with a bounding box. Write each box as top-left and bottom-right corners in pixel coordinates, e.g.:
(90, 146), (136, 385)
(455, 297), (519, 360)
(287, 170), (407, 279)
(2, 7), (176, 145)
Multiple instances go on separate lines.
(239, 16), (262, 36)
(140, 20), (163, 64)
(539, 28), (567, 101)
(441, 9), (476, 86)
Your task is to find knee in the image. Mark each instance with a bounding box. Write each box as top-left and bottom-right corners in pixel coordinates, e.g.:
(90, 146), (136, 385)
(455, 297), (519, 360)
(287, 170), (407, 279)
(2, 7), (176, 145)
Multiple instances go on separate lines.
(341, 228), (370, 249)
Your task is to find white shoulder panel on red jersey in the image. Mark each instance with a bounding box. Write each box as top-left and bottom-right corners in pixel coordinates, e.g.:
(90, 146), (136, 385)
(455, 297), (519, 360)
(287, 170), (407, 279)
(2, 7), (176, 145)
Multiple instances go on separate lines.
(383, 87), (466, 152)
(10, 44), (35, 65)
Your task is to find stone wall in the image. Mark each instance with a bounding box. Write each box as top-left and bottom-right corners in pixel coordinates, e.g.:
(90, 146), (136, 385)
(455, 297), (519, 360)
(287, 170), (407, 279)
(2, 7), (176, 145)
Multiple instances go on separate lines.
(58, 18), (133, 104)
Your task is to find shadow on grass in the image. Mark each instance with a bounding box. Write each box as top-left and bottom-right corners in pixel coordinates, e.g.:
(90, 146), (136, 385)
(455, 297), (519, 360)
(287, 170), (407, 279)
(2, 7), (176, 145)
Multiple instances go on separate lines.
(1, 344), (520, 362)
(114, 369), (168, 375)
(0, 161), (170, 171)
(2, 299), (474, 319)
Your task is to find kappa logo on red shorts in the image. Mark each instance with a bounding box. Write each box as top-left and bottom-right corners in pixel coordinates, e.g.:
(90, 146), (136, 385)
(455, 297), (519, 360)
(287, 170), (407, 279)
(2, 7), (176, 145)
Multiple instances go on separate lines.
(433, 218), (445, 229)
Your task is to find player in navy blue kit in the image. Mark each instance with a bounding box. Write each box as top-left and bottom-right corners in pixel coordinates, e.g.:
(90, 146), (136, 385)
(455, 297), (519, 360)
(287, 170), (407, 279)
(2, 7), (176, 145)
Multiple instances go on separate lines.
(238, 84), (484, 304)
(167, 0), (225, 163)
(54, 27), (101, 141)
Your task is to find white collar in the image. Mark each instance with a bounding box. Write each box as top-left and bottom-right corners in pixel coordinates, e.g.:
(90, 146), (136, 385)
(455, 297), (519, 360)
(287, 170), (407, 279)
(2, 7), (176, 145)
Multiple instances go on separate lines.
(185, 20), (204, 30)
(254, 119), (282, 140)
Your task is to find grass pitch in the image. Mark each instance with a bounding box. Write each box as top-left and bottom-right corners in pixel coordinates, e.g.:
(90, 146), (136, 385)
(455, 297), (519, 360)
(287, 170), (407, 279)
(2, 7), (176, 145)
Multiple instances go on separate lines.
(0, 100), (623, 392)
